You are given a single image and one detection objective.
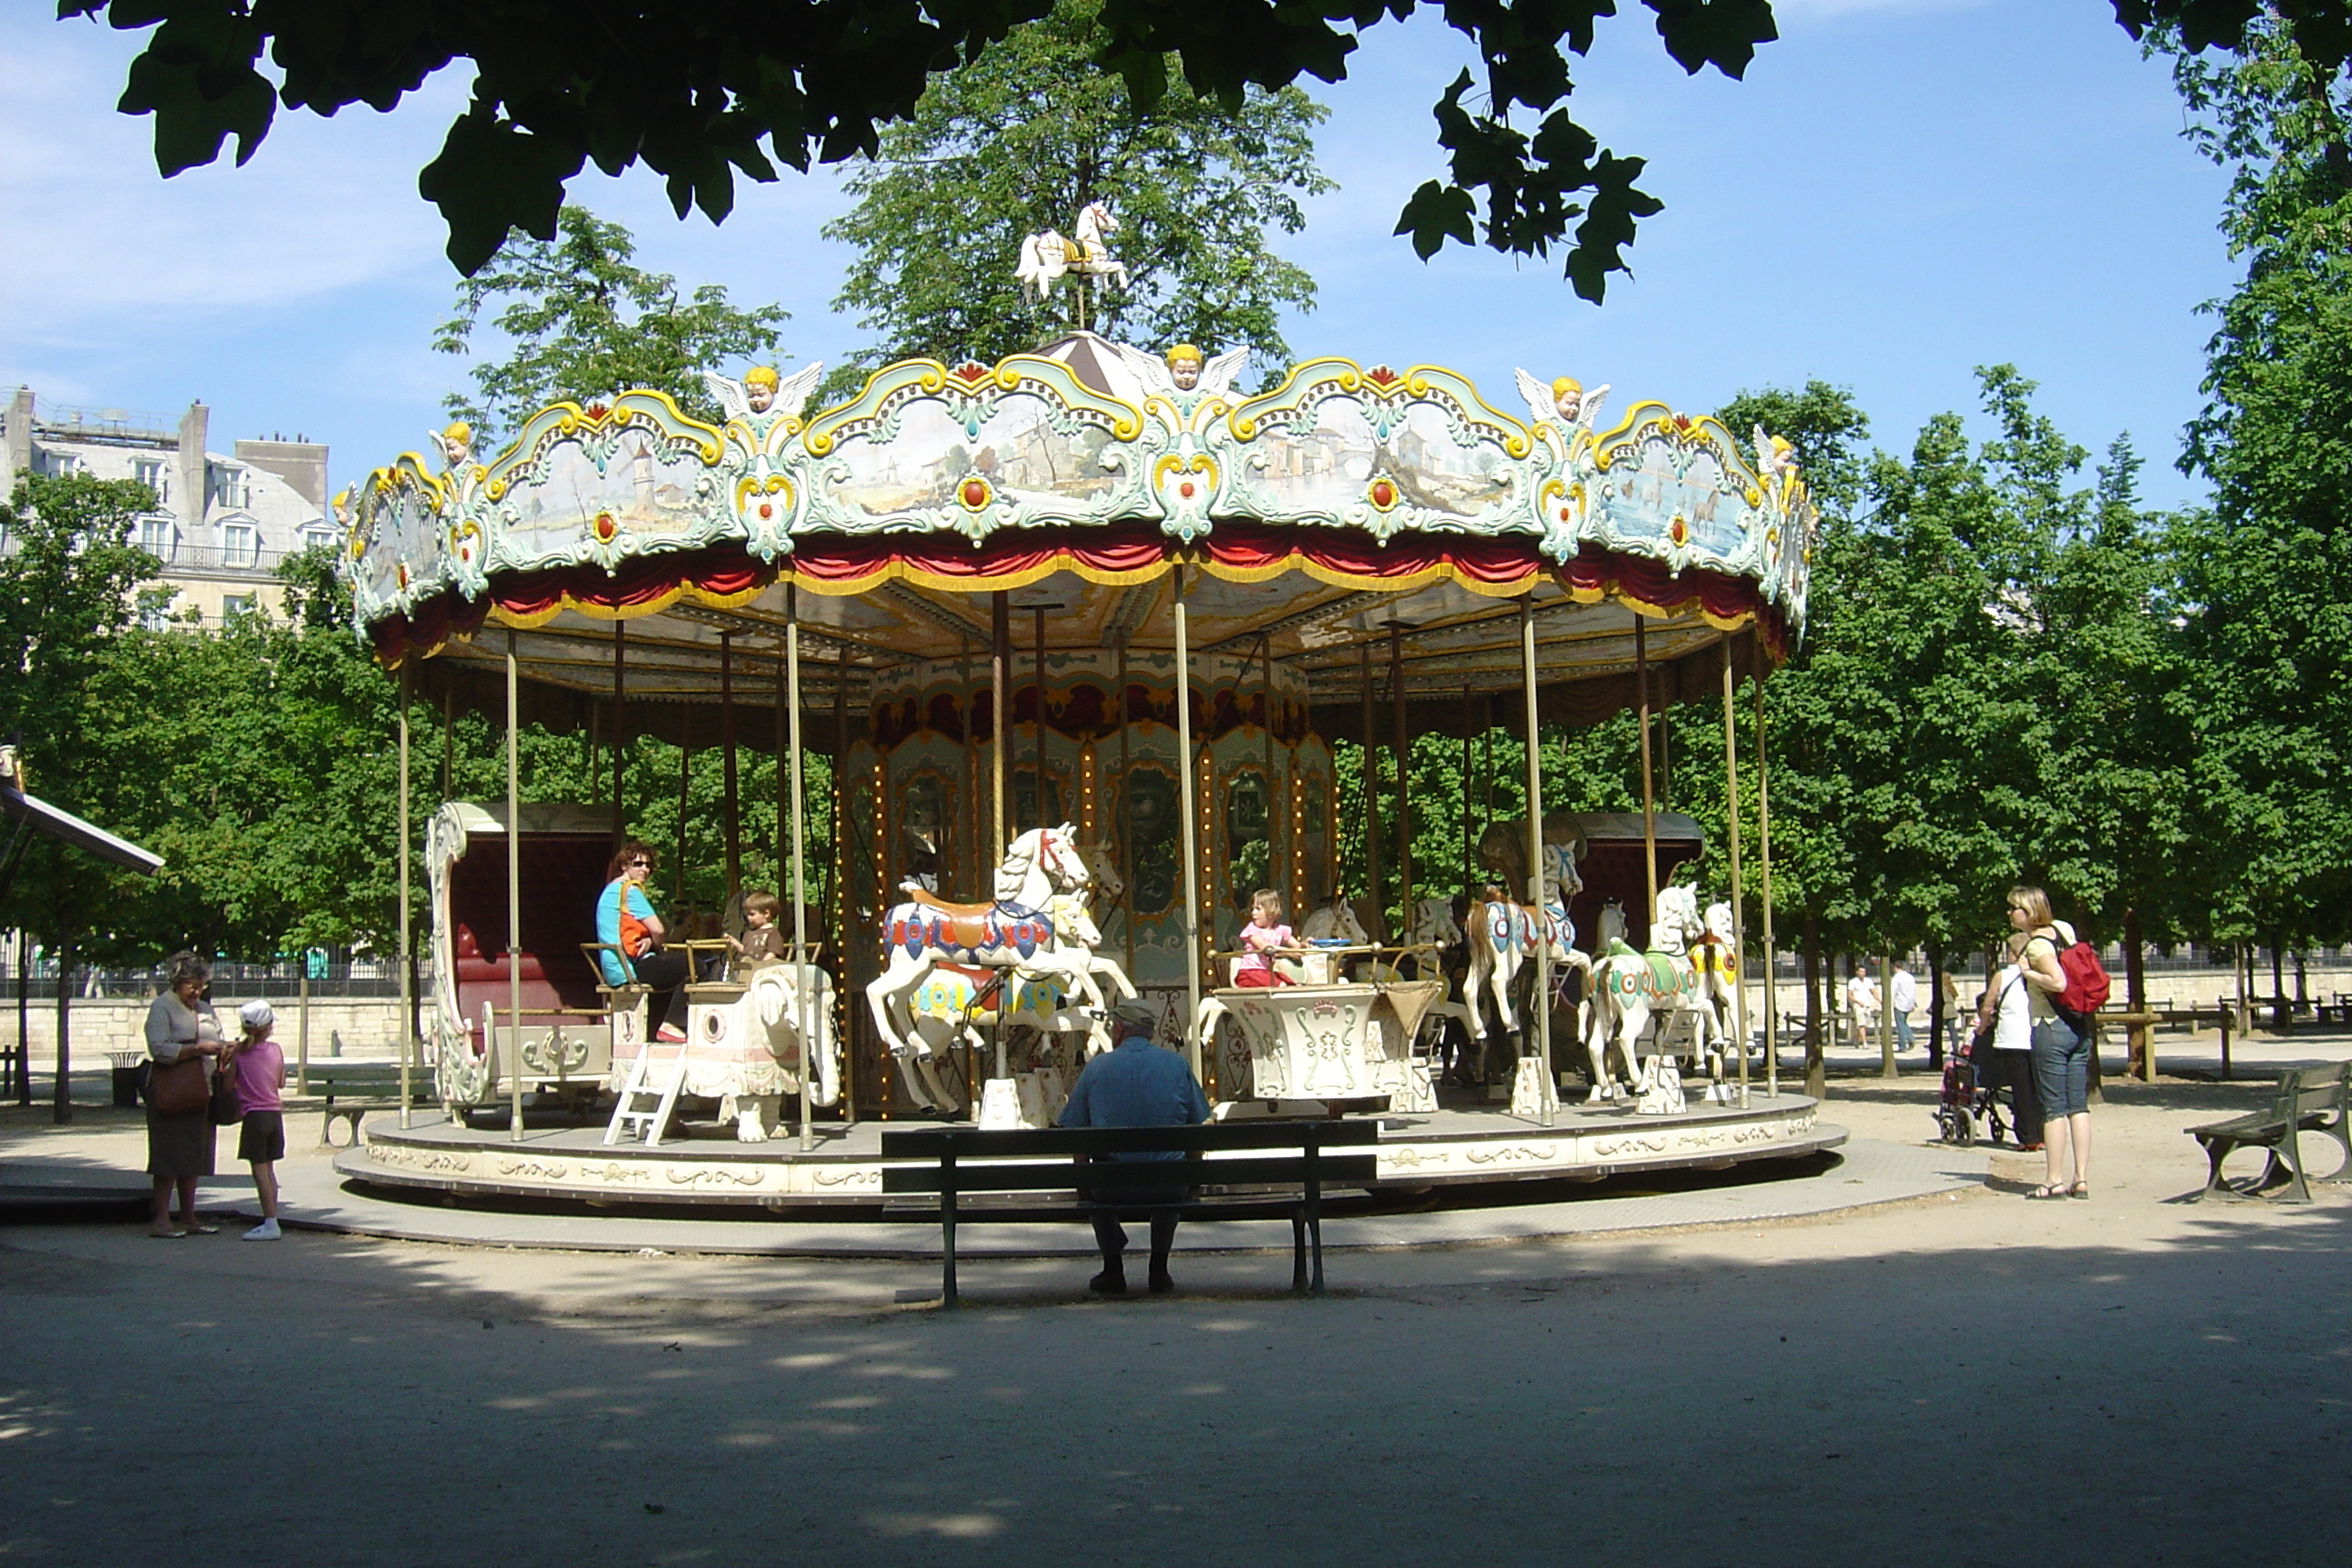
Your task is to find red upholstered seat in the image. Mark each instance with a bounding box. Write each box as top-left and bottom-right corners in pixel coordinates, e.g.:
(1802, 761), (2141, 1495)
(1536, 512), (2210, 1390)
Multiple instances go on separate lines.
(449, 833), (615, 1048)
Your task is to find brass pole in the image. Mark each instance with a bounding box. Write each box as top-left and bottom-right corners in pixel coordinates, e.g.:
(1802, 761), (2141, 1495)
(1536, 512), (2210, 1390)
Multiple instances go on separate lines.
(1522, 597), (1553, 1126)
(1721, 637), (1749, 1105)
(775, 646), (788, 899)
(1034, 605), (1049, 828)
(673, 704), (691, 908)
(611, 619), (627, 847)
(1389, 622), (1412, 946)
(721, 631), (740, 903)
(833, 652), (856, 1126)
(1116, 633), (1135, 980)
(1757, 670), (1784, 1100)
(1261, 632), (1279, 908)
(789, 586), (814, 1152)
(991, 593), (1010, 862)
(1174, 566), (1203, 1076)
(505, 629), (524, 1143)
(1358, 641), (1384, 939)
(1634, 614), (1659, 926)
(397, 660), (412, 1125)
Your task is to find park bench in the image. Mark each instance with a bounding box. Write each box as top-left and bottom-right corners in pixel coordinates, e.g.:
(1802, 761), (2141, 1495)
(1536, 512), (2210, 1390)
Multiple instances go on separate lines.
(2184, 1061), (2352, 1203)
(880, 1121), (1381, 1306)
(306, 1063), (435, 1148)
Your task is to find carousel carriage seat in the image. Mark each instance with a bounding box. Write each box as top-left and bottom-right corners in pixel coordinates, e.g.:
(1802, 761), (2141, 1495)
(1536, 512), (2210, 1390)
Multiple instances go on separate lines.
(446, 833), (610, 1048)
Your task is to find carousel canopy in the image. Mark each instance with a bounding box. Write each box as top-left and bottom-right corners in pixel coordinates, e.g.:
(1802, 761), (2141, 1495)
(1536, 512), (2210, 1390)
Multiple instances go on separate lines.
(342, 337), (1815, 736)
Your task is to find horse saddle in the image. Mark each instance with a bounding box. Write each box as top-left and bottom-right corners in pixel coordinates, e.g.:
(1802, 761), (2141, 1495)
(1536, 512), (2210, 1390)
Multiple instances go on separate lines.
(903, 887), (992, 919)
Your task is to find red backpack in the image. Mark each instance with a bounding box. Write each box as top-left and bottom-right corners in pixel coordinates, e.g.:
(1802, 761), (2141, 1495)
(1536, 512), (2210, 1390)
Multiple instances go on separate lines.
(2054, 930), (2111, 1021)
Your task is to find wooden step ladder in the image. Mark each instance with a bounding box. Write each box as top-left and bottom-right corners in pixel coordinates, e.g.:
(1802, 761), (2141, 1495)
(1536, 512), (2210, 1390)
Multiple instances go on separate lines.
(603, 1035), (688, 1146)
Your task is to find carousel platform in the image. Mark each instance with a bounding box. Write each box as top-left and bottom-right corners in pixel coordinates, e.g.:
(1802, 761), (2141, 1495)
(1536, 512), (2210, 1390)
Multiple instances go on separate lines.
(331, 1090), (1842, 1213)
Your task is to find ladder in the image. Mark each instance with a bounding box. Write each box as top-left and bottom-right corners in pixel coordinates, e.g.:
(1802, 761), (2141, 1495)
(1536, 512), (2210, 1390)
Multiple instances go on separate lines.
(603, 1034), (689, 1146)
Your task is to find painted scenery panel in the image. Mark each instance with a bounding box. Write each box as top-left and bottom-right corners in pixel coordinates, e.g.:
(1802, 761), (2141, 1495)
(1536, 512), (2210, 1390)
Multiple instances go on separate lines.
(498, 433), (711, 559)
(1599, 435), (1746, 554)
(828, 394), (1118, 520)
(1246, 399), (1511, 522)
(365, 484), (437, 603)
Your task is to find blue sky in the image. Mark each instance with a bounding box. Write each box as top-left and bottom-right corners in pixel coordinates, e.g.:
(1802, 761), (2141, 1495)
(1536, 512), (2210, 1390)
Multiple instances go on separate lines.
(2, 0), (2234, 507)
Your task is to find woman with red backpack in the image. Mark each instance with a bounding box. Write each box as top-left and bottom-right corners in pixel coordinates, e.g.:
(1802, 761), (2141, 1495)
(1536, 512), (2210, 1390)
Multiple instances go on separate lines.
(2008, 886), (2091, 1200)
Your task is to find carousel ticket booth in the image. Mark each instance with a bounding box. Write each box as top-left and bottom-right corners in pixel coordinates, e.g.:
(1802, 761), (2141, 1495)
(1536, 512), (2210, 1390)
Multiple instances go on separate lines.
(329, 333), (1841, 1210)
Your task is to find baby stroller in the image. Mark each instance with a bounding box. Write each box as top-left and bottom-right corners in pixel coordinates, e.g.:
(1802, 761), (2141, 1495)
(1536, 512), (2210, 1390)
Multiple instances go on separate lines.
(1934, 1024), (2011, 1146)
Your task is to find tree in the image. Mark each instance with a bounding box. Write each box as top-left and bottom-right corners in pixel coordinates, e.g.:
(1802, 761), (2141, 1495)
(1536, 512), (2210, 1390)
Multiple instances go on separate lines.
(436, 206), (790, 446)
(2157, 15), (2352, 963)
(824, 0), (1329, 373)
(64, 0), (1778, 297)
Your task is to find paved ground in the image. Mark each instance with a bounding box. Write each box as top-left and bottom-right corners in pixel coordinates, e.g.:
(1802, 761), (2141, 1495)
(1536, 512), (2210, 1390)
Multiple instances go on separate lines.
(4, 1033), (2350, 1565)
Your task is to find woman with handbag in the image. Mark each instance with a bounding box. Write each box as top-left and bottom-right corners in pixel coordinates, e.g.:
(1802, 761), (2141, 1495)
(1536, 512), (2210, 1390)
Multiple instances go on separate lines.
(2009, 885), (2092, 1199)
(143, 951), (224, 1238)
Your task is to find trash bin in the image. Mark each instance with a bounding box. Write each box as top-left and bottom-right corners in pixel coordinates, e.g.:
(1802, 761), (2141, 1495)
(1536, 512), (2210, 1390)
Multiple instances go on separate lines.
(112, 1064), (144, 1106)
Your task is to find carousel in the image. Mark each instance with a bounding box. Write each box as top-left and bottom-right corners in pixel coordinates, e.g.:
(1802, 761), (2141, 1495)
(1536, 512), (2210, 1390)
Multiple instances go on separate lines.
(329, 242), (1838, 1212)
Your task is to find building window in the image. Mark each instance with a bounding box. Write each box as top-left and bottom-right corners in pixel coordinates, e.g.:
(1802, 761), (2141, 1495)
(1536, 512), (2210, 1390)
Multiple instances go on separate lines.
(299, 524), (338, 555)
(43, 451), (80, 478)
(220, 520), (260, 567)
(221, 593), (257, 618)
(132, 457), (169, 501)
(211, 466), (250, 510)
(137, 518), (176, 561)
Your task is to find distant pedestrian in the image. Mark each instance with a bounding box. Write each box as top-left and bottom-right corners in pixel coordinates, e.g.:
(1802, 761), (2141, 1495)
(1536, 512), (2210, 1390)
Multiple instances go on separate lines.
(1846, 969), (1879, 1047)
(2010, 887), (2091, 1199)
(1056, 997), (1211, 1297)
(1980, 934), (2042, 1152)
(143, 951), (223, 1239)
(226, 1001), (286, 1240)
(1890, 959), (1919, 1054)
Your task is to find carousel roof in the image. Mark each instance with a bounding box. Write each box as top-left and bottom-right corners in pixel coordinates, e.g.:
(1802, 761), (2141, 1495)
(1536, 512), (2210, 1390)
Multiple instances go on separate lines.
(341, 337), (1816, 724)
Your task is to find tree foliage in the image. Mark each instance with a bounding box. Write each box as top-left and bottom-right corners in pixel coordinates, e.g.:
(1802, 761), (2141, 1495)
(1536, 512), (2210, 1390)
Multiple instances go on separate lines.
(436, 206), (789, 446)
(62, 0), (1777, 298)
(824, 0), (1329, 375)
(2157, 15), (2352, 949)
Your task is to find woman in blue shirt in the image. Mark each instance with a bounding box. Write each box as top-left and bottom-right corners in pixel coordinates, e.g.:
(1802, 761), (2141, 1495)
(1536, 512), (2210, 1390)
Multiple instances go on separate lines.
(596, 841), (691, 1042)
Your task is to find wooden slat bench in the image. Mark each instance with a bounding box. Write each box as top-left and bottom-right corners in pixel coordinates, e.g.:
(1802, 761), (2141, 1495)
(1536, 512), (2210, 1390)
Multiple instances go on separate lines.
(307, 1063), (435, 1148)
(880, 1121), (1381, 1306)
(2185, 1061), (2352, 1202)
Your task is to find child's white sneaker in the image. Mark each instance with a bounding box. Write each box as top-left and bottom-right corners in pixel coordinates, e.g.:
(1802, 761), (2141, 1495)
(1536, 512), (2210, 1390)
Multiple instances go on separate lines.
(241, 1219), (281, 1240)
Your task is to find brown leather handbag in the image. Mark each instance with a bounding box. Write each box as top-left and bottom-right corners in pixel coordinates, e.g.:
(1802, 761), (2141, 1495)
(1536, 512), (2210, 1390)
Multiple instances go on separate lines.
(148, 1054), (211, 1116)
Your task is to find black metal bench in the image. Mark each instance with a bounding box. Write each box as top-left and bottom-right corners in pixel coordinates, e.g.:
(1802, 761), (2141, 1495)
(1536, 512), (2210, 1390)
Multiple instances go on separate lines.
(2185, 1062), (2352, 1202)
(880, 1121), (1381, 1306)
(307, 1064), (434, 1147)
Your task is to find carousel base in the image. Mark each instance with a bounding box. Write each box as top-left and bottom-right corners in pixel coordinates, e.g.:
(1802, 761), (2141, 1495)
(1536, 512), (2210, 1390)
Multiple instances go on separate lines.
(333, 1089), (1842, 1214)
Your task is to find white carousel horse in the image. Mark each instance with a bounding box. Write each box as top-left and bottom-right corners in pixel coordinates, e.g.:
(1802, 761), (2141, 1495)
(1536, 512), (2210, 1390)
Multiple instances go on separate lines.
(863, 824), (1132, 1112)
(1403, 896), (1481, 1079)
(1584, 884), (1720, 1112)
(1015, 202), (1130, 307)
(1463, 889), (1590, 1066)
(1693, 900), (1742, 1082)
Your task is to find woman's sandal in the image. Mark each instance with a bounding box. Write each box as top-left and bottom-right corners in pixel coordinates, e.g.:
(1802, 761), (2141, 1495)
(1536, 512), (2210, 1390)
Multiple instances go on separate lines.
(2027, 1183), (2071, 1200)
(147, 1226), (187, 1239)
(2070, 1182), (2091, 1200)
(179, 1221), (220, 1235)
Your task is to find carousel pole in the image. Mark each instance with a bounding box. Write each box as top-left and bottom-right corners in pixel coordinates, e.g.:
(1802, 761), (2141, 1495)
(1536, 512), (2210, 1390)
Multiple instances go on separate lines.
(1174, 565), (1203, 1077)
(673, 705), (691, 907)
(1034, 607), (1049, 826)
(1521, 597), (1553, 1127)
(991, 594), (1010, 861)
(1116, 633), (1135, 981)
(1461, 683), (1474, 889)
(991, 592), (1011, 1086)
(611, 619), (627, 847)
(440, 683), (454, 801)
(1358, 642), (1385, 939)
(788, 586), (814, 1153)
(1389, 623), (1412, 947)
(774, 648), (788, 907)
(397, 661), (413, 1128)
(1758, 669), (1783, 1100)
(833, 653), (857, 1127)
(1633, 615), (1660, 927)
(1721, 637), (1749, 1107)
(721, 632), (740, 904)
(1260, 633), (1279, 905)
(505, 629), (524, 1143)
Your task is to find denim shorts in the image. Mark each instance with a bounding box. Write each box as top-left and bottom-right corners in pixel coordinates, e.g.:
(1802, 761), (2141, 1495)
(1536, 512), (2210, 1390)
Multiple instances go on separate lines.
(2030, 1019), (2088, 1118)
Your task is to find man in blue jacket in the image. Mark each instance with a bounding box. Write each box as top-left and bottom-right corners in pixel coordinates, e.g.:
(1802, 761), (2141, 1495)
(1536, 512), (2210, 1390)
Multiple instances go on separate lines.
(1057, 997), (1211, 1296)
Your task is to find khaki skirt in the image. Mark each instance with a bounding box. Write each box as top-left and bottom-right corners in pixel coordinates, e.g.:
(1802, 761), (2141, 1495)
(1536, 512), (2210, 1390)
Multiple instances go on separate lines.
(145, 1104), (215, 1180)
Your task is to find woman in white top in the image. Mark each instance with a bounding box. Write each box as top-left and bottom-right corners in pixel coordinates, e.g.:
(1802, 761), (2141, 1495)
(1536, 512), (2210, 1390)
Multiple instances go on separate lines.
(2009, 885), (2090, 1199)
(1978, 934), (2041, 1151)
